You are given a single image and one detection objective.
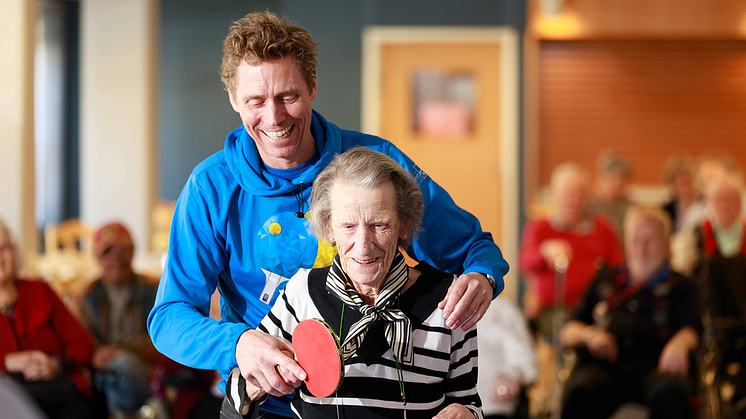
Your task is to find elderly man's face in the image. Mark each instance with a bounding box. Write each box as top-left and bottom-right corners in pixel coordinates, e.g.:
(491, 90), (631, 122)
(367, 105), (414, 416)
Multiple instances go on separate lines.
(626, 218), (667, 281)
(97, 244), (134, 285)
(0, 231), (15, 284)
(554, 175), (588, 226)
(327, 180), (405, 298)
(710, 184), (742, 228)
(229, 56), (317, 170)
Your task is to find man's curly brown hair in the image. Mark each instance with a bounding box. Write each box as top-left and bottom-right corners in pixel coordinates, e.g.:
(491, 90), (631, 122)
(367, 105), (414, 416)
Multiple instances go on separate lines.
(220, 11), (318, 95)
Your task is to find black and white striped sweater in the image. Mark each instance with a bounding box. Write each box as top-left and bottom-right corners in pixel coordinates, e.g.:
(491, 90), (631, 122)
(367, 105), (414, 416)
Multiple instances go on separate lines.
(257, 261), (482, 419)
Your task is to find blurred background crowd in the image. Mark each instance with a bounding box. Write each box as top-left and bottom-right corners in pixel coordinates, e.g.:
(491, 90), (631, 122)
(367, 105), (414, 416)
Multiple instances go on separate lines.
(3, 0), (746, 418)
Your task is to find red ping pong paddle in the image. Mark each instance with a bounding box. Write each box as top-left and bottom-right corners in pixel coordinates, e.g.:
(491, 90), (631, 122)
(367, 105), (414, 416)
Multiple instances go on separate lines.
(292, 319), (344, 398)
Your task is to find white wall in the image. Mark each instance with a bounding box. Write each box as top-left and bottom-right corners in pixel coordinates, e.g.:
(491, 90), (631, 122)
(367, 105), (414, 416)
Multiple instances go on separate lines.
(80, 0), (157, 257)
(0, 0), (36, 266)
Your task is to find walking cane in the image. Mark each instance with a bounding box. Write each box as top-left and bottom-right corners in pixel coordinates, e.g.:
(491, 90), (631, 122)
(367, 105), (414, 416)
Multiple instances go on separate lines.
(549, 254), (569, 419)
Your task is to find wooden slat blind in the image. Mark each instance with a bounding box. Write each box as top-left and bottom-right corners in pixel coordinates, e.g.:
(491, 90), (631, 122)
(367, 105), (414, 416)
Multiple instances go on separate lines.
(539, 40), (746, 185)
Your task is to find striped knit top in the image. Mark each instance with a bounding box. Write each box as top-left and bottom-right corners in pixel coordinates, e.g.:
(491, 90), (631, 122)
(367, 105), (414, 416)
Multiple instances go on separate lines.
(257, 261), (483, 419)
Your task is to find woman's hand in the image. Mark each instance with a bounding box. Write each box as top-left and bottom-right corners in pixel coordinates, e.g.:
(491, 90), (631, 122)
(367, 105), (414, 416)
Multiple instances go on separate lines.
(4, 351), (34, 373)
(22, 351), (59, 381)
(433, 403), (477, 419)
(5, 351), (59, 380)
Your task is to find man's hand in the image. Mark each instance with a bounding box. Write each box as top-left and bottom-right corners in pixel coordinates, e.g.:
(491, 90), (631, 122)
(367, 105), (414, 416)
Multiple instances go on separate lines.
(434, 403), (477, 419)
(584, 327), (618, 363)
(492, 375), (520, 403)
(438, 272), (493, 331)
(539, 239), (572, 268)
(92, 345), (122, 369)
(235, 330), (307, 397)
(658, 341), (689, 379)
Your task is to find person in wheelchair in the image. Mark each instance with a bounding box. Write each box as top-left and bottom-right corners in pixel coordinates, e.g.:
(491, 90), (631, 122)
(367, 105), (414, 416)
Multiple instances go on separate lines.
(559, 206), (701, 419)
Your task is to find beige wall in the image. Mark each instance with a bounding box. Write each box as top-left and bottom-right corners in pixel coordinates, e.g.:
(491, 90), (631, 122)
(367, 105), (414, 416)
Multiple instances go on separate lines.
(80, 0), (158, 257)
(0, 0), (36, 266)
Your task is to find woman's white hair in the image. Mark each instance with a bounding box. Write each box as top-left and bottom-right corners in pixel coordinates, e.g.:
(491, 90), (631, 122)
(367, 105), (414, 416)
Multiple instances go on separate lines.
(704, 172), (744, 201)
(310, 147), (424, 249)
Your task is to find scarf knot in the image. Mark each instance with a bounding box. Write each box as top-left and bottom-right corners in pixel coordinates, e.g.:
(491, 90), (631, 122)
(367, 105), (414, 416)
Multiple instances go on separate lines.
(326, 251), (414, 366)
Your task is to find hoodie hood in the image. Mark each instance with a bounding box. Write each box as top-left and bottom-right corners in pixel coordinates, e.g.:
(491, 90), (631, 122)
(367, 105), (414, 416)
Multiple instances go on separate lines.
(224, 110), (343, 196)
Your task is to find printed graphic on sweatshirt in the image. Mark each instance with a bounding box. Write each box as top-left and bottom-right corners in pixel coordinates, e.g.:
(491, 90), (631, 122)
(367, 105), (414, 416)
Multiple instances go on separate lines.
(256, 212), (336, 304)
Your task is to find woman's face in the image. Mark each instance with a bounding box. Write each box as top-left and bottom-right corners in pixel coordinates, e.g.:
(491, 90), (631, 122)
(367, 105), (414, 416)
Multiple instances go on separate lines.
(326, 180), (406, 296)
(672, 171), (694, 201)
(710, 184), (741, 228)
(0, 230), (16, 284)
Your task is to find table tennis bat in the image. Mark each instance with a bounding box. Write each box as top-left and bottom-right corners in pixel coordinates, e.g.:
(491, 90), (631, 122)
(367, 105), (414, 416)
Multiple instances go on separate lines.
(292, 319), (344, 398)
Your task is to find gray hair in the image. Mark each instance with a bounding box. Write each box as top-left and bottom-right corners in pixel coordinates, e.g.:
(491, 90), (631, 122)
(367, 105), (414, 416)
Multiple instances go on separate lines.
(704, 172), (745, 201)
(550, 162), (589, 194)
(624, 205), (672, 245)
(597, 151), (632, 179)
(311, 147), (424, 249)
(663, 156), (695, 186)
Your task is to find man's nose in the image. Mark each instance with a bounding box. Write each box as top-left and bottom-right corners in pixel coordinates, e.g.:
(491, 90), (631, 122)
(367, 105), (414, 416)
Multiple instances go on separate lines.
(265, 100), (285, 126)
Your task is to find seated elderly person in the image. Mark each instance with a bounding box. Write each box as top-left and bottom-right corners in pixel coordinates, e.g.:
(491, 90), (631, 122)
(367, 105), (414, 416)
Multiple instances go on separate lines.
(673, 173), (746, 416)
(76, 222), (159, 419)
(672, 172), (746, 278)
(0, 219), (100, 419)
(519, 163), (623, 335)
(221, 147), (482, 419)
(560, 206), (701, 419)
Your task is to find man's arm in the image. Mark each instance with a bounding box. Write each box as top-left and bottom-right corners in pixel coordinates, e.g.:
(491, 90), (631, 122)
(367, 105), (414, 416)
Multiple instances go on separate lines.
(147, 178), (251, 373)
(380, 142), (509, 330)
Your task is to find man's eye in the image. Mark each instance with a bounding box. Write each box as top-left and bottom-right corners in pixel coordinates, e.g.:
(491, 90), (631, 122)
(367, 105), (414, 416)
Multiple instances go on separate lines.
(249, 100), (263, 107)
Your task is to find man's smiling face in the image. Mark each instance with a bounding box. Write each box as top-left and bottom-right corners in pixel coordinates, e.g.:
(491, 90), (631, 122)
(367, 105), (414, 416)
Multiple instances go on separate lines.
(229, 56), (317, 169)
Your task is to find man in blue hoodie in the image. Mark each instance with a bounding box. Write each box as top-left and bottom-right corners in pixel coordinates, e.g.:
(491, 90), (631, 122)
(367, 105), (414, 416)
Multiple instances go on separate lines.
(148, 11), (509, 418)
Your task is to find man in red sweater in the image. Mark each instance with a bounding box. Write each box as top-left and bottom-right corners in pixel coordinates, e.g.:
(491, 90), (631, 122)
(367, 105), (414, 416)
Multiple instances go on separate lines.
(520, 163), (623, 336)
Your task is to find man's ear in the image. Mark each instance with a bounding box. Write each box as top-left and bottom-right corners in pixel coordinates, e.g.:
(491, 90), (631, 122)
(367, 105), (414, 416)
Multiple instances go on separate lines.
(229, 91), (240, 113)
(309, 75), (318, 101)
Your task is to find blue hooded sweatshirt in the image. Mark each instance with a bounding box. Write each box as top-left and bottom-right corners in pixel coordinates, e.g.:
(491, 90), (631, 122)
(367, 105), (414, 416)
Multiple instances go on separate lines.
(148, 111), (509, 416)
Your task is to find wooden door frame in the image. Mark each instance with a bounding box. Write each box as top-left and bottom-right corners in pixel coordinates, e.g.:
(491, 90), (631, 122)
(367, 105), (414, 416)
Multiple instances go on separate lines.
(361, 26), (521, 300)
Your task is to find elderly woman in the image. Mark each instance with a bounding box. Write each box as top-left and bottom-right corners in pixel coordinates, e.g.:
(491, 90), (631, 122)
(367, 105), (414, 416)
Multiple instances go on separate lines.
(222, 147), (482, 419)
(0, 220), (99, 419)
(671, 172), (746, 277)
(559, 206), (700, 419)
